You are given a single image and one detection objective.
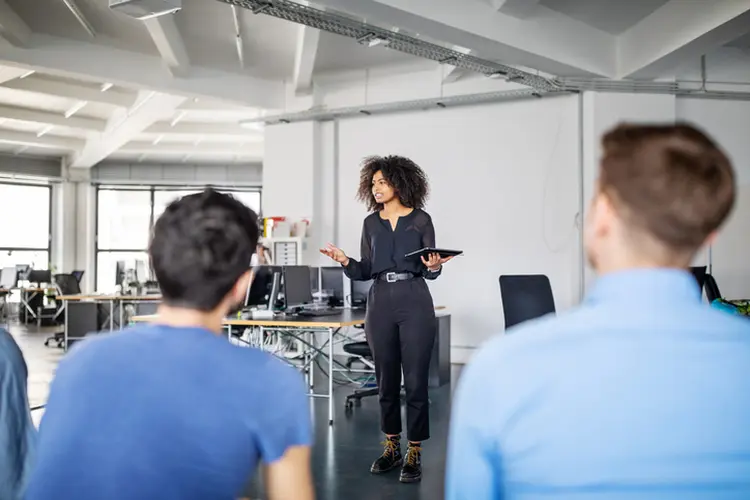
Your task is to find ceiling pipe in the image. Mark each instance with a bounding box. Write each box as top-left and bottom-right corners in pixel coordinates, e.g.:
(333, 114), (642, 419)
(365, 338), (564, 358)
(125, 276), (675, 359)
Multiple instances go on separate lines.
(216, 0), (559, 91)
(60, 0), (96, 37)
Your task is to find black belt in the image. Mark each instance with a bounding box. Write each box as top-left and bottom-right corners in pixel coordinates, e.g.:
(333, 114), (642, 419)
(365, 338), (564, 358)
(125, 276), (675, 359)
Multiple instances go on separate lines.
(377, 272), (417, 283)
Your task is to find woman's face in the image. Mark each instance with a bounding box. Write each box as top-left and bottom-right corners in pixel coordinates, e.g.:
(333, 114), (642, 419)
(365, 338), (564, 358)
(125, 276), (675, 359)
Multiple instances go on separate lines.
(372, 170), (396, 205)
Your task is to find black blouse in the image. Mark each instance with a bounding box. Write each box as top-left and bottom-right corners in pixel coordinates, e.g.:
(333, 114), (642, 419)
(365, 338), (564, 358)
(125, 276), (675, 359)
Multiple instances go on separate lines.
(344, 208), (442, 281)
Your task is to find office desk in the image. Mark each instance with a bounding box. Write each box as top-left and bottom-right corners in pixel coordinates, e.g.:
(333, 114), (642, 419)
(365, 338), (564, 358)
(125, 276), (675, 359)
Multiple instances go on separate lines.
(133, 308), (452, 424)
(58, 295), (161, 350)
(134, 310), (364, 425)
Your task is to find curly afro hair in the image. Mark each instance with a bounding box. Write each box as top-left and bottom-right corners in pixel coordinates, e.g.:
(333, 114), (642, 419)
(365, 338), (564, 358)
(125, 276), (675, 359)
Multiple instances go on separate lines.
(356, 155), (430, 212)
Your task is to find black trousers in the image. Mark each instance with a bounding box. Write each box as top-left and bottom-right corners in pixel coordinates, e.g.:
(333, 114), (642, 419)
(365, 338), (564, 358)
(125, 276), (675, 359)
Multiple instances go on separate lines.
(365, 277), (436, 442)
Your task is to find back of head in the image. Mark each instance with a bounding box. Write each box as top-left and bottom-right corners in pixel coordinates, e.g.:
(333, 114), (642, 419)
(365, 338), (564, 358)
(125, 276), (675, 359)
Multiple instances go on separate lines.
(597, 123), (735, 263)
(149, 188), (260, 311)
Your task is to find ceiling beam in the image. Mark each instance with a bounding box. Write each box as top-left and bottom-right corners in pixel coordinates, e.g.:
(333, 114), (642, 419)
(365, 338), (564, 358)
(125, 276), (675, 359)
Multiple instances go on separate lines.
(292, 24), (321, 95)
(3, 75), (138, 107)
(0, 34), (285, 108)
(70, 90), (186, 168)
(0, 0), (31, 47)
(0, 129), (83, 150)
(0, 103), (106, 132)
(311, 0), (616, 77)
(617, 0), (750, 79)
(143, 14), (191, 77)
(145, 122), (262, 137)
(492, 0), (541, 19)
(119, 141), (263, 157)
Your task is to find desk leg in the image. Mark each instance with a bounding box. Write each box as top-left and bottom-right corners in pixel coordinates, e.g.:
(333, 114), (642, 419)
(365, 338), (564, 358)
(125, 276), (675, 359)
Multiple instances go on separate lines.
(308, 331), (315, 392)
(328, 327), (334, 426)
(119, 301), (124, 330)
(109, 300), (114, 331)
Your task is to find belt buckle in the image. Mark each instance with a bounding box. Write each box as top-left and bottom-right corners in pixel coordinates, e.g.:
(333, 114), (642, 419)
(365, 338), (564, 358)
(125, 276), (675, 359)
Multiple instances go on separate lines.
(385, 272), (397, 283)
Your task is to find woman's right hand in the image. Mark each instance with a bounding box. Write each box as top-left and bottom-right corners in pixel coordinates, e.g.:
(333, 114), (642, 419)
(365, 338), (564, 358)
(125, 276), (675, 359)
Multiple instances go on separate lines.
(320, 243), (349, 266)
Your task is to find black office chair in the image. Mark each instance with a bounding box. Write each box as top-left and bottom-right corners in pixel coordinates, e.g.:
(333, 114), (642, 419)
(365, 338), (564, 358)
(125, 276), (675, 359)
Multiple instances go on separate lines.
(499, 274), (556, 330)
(704, 273), (722, 303)
(689, 266), (707, 293)
(45, 274), (81, 348)
(343, 340), (378, 410)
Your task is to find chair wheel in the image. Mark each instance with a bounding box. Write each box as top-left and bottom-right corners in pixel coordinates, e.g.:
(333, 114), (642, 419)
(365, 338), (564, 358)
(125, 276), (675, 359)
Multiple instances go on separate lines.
(44, 340), (49, 346)
(354, 398), (362, 407)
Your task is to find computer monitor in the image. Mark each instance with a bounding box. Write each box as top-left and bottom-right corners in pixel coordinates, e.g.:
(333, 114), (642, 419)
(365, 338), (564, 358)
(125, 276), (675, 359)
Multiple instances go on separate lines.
(350, 279), (373, 308)
(15, 265), (29, 281)
(283, 265), (313, 309)
(135, 260), (148, 282)
(245, 265), (281, 308)
(115, 261), (126, 287)
(321, 266), (345, 306)
(0, 267), (16, 289)
(310, 266), (320, 294)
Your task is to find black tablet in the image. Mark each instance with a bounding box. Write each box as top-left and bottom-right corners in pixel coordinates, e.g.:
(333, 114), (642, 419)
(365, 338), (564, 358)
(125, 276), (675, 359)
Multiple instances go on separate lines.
(405, 247), (463, 260)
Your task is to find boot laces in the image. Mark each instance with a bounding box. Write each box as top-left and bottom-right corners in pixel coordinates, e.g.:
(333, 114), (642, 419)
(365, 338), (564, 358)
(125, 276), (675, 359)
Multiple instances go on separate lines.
(381, 439), (399, 457)
(405, 445), (421, 466)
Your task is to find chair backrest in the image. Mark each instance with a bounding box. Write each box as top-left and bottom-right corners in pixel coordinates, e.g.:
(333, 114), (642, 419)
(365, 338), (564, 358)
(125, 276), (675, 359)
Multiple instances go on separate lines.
(704, 273), (721, 303)
(499, 274), (556, 330)
(54, 274), (81, 295)
(689, 266), (707, 292)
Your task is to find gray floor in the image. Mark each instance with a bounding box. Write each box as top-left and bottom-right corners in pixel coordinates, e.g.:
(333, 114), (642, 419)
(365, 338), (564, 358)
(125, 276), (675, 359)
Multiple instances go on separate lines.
(13, 323), (461, 500)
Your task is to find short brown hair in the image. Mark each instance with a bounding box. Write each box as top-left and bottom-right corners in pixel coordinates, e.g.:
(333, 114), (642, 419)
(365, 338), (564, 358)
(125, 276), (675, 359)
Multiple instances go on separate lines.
(600, 123), (735, 251)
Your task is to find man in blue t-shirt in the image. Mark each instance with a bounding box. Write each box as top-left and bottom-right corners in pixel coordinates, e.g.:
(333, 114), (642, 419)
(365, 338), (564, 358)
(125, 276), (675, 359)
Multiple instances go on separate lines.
(25, 189), (314, 500)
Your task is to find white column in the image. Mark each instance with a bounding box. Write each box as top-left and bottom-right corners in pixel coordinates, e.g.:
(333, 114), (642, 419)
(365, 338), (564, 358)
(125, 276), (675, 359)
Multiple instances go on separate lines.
(50, 179), (77, 274)
(65, 167), (97, 293)
(580, 92), (677, 292)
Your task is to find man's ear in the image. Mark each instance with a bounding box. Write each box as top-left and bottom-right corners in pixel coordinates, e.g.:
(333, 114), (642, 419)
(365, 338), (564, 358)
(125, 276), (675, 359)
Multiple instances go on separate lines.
(703, 231), (719, 248)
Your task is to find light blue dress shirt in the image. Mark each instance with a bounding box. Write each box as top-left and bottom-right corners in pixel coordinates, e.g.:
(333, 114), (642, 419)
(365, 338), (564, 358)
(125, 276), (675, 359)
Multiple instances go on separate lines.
(446, 269), (750, 500)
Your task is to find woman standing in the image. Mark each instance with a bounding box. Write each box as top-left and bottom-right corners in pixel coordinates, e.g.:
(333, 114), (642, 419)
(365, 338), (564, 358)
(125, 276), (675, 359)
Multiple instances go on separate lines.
(321, 155), (452, 483)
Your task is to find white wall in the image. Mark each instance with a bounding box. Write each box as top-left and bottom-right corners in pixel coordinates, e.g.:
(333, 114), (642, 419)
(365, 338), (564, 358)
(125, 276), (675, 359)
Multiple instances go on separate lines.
(335, 95), (582, 357)
(581, 93), (678, 287)
(677, 98), (750, 300)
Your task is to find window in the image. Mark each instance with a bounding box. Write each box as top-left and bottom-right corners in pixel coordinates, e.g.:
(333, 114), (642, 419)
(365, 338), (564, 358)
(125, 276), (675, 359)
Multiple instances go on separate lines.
(0, 183), (51, 271)
(97, 189), (152, 251)
(152, 189), (201, 223)
(95, 186), (261, 292)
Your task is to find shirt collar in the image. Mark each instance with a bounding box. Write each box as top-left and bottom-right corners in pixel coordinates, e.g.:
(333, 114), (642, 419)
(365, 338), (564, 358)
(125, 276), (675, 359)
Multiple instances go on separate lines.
(585, 268), (702, 306)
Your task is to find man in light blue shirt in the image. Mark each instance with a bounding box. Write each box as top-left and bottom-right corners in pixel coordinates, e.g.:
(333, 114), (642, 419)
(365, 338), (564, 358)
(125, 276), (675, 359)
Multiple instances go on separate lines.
(447, 123), (750, 499)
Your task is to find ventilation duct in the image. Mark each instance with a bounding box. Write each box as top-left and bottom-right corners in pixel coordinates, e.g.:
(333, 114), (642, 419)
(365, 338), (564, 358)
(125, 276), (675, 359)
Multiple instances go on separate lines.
(221, 0), (750, 125)
(241, 88), (569, 125)
(215, 0), (561, 92)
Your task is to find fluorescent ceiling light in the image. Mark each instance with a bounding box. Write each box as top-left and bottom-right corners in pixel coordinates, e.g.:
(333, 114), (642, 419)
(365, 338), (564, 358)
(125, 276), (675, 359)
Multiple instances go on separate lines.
(101, 82), (114, 92)
(65, 101), (88, 118)
(239, 121), (264, 131)
(37, 125), (54, 137)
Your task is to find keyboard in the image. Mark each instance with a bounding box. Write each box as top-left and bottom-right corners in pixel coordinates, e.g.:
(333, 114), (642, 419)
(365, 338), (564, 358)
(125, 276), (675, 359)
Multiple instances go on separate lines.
(296, 308), (341, 317)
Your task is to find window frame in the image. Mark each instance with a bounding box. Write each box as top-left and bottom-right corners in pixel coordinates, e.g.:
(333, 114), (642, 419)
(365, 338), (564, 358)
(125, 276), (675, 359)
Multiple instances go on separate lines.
(94, 184), (262, 288)
(0, 181), (53, 268)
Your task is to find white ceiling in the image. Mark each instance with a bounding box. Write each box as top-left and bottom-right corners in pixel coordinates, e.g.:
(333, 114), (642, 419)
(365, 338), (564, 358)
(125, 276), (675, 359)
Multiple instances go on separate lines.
(0, 0), (747, 168)
(538, 0), (671, 36)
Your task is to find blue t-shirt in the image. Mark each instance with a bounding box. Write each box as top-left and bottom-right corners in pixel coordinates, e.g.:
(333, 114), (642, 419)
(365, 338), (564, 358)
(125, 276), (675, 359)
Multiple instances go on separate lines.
(24, 324), (312, 500)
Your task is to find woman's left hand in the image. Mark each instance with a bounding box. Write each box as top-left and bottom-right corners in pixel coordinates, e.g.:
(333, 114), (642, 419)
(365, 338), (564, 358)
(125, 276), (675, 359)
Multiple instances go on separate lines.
(421, 252), (453, 271)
